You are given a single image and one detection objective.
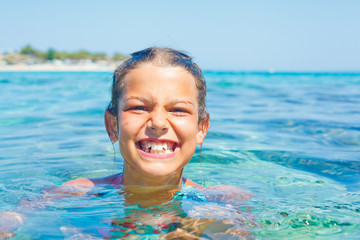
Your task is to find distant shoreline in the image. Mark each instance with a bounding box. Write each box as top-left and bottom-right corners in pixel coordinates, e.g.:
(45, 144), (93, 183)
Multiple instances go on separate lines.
(0, 64), (359, 74)
(0, 63), (117, 72)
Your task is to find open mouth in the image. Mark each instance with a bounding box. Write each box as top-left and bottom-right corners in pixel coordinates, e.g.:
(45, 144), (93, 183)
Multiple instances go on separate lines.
(136, 140), (178, 155)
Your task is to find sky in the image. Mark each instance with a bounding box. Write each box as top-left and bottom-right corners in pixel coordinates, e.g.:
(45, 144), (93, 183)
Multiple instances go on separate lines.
(0, 0), (359, 71)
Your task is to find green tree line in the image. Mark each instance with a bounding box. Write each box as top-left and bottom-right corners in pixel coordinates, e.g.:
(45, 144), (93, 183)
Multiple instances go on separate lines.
(19, 45), (127, 61)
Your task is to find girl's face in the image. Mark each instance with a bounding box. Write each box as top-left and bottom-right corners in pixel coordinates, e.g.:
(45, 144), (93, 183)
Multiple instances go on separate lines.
(113, 63), (208, 178)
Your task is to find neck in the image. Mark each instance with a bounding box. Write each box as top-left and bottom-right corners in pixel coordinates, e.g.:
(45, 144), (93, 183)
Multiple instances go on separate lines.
(122, 163), (183, 187)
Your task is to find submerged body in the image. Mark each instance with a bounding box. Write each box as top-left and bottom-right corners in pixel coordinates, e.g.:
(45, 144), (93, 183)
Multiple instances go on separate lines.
(61, 178), (253, 239)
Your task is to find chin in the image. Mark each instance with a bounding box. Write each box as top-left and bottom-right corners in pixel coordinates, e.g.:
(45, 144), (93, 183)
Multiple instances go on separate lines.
(140, 164), (181, 178)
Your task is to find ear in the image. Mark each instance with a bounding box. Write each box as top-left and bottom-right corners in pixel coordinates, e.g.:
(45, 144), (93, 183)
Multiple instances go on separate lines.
(105, 110), (118, 143)
(196, 117), (210, 145)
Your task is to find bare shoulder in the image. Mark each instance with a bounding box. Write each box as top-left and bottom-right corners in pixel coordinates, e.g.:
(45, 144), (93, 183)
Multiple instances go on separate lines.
(63, 173), (121, 186)
(182, 177), (200, 187)
(62, 178), (95, 187)
(46, 173), (121, 196)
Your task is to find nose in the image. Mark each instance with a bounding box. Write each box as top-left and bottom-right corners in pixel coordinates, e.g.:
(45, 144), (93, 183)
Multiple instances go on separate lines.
(146, 108), (169, 136)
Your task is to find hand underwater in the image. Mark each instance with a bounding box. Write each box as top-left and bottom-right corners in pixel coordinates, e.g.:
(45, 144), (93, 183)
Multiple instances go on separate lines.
(0, 211), (25, 240)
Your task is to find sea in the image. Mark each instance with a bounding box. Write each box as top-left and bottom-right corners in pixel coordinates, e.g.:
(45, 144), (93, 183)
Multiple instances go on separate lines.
(0, 71), (359, 239)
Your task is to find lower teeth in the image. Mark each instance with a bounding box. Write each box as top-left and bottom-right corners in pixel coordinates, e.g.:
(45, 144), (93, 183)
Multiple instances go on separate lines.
(147, 149), (171, 154)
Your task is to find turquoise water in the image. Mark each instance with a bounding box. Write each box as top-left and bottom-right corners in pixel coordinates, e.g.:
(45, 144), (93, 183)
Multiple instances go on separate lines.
(0, 71), (359, 239)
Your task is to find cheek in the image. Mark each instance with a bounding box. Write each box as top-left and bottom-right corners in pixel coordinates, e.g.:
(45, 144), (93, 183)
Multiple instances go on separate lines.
(118, 114), (139, 141)
(172, 117), (199, 140)
(119, 113), (142, 130)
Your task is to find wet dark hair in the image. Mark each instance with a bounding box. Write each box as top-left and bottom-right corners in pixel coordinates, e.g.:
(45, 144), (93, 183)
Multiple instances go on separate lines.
(107, 47), (209, 122)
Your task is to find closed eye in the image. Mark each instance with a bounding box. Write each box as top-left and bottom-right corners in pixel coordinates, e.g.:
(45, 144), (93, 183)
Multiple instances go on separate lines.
(126, 106), (148, 112)
(170, 108), (190, 115)
(172, 108), (186, 112)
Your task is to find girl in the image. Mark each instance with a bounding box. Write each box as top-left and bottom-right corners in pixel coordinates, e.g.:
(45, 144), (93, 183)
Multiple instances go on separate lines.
(64, 47), (210, 190)
(1, 47), (252, 239)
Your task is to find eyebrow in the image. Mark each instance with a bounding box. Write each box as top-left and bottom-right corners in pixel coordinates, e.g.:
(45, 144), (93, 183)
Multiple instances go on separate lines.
(171, 100), (194, 106)
(124, 96), (194, 105)
(125, 96), (152, 103)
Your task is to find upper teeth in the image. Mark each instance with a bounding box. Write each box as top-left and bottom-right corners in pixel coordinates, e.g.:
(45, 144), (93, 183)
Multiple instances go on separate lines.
(140, 140), (175, 153)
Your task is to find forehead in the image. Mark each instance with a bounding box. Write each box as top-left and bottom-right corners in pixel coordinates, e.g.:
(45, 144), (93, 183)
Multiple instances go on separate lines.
(122, 63), (198, 101)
